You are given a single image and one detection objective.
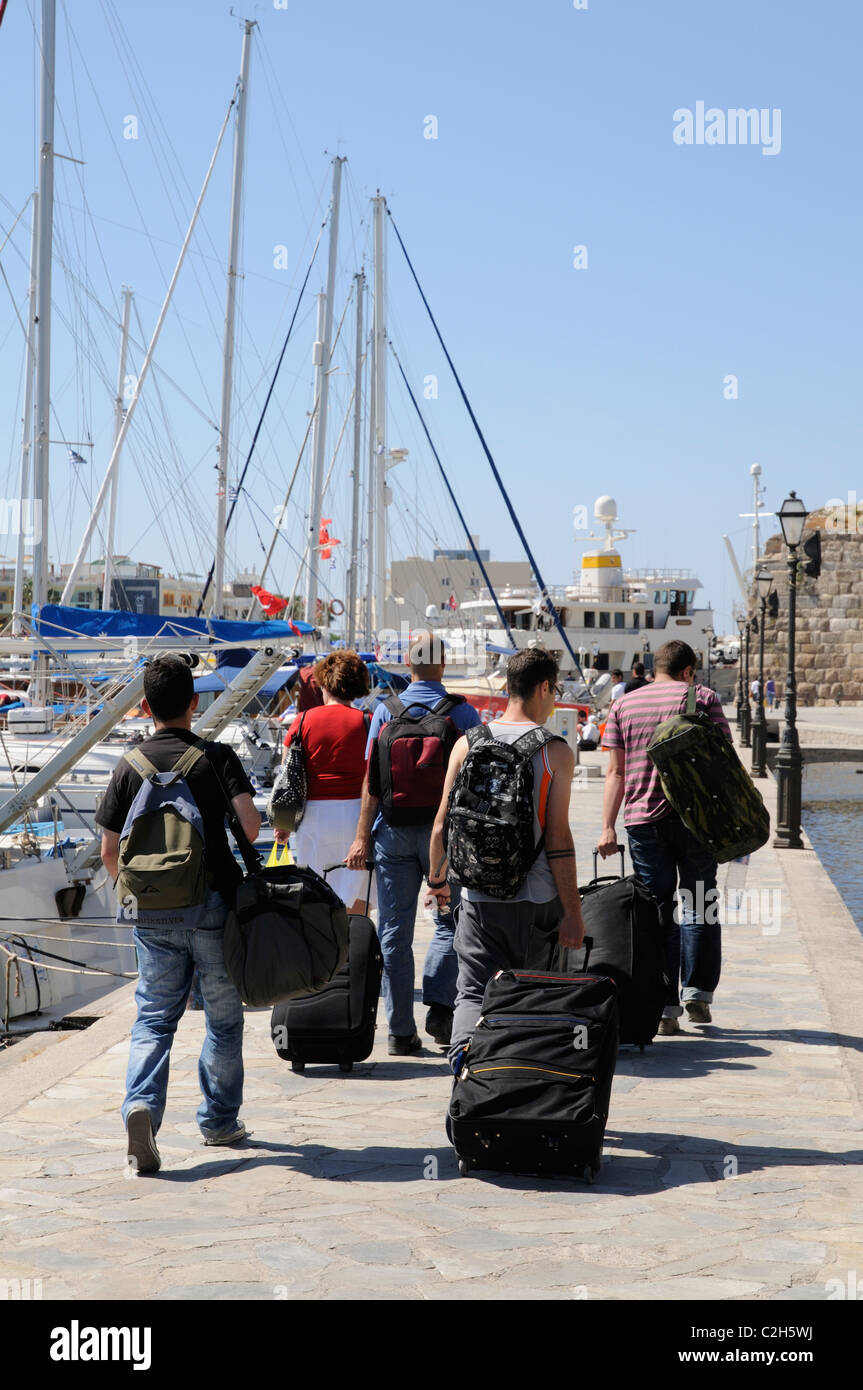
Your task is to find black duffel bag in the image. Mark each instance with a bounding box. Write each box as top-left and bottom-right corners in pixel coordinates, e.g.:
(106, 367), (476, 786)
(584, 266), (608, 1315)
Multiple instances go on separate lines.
(202, 742), (350, 1008)
(224, 861), (350, 1007)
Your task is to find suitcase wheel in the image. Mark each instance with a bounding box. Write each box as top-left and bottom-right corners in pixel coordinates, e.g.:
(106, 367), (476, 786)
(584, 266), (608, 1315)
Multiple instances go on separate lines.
(339, 1060), (354, 1073)
(458, 1157), (472, 1178)
(290, 1060), (306, 1074)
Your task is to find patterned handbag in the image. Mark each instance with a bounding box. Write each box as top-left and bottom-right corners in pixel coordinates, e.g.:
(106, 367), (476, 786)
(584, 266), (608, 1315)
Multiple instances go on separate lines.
(267, 712), (308, 832)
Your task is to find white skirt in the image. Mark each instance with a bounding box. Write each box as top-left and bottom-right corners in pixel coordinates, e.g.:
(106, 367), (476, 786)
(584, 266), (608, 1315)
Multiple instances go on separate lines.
(292, 797), (376, 911)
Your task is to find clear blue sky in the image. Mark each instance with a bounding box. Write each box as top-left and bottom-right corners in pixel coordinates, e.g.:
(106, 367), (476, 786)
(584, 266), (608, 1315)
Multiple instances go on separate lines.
(1, 0), (860, 633)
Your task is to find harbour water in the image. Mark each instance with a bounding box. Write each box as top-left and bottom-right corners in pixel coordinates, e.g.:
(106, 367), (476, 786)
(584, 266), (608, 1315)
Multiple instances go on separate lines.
(801, 763), (863, 934)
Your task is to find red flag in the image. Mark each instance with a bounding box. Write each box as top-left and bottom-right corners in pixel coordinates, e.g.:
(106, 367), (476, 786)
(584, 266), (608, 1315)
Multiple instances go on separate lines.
(448, 593), (457, 611)
(318, 520), (342, 561)
(251, 584), (287, 616)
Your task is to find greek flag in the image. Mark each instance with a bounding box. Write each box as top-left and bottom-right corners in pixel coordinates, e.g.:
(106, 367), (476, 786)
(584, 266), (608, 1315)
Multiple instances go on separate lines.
(69, 450), (86, 466)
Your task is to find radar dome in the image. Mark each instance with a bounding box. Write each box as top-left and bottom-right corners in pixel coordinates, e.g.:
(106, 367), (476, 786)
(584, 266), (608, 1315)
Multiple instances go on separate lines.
(594, 496), (617, 522)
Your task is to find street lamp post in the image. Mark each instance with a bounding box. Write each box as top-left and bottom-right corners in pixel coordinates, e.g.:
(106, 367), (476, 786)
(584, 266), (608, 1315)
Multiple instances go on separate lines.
(735, 615), (745, 730)
(750, 569), (773, 777)
(773, 491), (808, 849)
(741, 617), (752, 746)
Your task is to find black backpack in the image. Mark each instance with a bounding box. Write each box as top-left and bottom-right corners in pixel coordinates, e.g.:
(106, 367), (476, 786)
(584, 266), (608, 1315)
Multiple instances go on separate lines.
(444, 724), (563, 900)
(370, 693), (465, 826)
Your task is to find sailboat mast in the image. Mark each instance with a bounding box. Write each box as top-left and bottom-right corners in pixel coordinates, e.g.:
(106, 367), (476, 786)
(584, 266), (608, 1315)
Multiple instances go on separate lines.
(346, 270), (364, 648)
(214, 18), (254, 618)
(365, 295), (376, 647)
(33, 0), (56, 612)
(372, 193), (388, 634)
(304, 155), (345, 629)
(102, 286), (133, 610)
(12, 192), (39, 636)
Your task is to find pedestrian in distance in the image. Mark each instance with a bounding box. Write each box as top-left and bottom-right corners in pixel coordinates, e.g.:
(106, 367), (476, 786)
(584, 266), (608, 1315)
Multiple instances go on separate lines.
(428, 645), (586, 1067)
(275, 650), (372, 913)
(624, 661), (648, 693)
(765, 673), (776, 711)
(577, 709), (600, 749)
(598, 639), (731, 1034)
(346, 632), (481, 1054)
(97, 655), (261, 1173)
(610, 668), (627, 701)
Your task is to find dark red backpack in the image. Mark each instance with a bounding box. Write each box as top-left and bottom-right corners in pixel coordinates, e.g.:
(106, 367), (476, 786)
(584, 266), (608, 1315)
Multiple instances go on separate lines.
(369, 694), (466, 827)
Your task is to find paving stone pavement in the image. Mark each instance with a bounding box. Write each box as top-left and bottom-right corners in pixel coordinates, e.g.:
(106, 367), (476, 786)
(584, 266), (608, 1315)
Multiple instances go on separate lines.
(1, 728), (862, 1301)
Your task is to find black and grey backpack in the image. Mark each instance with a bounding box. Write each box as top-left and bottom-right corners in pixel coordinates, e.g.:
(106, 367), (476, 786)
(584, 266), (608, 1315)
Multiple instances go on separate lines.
(444, 724), (563, 900)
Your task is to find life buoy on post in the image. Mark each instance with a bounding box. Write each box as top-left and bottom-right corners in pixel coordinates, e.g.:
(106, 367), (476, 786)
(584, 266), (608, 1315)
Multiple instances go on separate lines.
(329, 598), (345, 617)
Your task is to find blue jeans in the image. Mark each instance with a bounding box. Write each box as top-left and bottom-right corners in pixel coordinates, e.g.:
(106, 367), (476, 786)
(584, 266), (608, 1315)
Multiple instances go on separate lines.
(626, 813), (721, 1017)
(123, 890), (244, 1138)
(373, 822), (461, 1036)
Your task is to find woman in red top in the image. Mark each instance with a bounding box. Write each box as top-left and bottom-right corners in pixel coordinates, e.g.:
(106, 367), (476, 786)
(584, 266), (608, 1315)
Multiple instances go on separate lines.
(277, 651), (372, 913)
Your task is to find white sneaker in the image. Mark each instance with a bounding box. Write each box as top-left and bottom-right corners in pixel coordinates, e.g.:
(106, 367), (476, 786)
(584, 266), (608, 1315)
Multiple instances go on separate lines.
(202, 1122), (247, 1146)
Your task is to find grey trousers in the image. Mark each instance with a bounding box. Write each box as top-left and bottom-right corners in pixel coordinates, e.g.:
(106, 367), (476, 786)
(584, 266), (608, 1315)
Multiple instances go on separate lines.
(450, 894), (564, 1053)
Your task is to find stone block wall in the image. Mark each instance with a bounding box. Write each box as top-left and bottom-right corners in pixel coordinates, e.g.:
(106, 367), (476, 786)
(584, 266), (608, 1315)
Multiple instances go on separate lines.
(749, 507), (863, 706)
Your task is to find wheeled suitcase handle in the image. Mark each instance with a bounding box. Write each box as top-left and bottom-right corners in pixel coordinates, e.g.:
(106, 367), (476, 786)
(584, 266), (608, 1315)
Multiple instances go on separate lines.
(548, 933), (592, 973)
(590, 845), (625, 885)
(322, 861), (375, 915)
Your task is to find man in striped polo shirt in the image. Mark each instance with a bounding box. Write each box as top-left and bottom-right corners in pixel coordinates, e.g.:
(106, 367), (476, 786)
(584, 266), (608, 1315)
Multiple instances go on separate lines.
(599, 639), (732, 1035)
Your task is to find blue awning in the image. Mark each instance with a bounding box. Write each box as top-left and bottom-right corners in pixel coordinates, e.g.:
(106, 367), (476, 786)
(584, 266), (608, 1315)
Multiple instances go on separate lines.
(194, 664), (298, 697)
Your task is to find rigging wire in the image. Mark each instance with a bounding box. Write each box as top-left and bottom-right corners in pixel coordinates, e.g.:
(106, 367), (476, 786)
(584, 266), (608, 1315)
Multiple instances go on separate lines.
(389, 343), (517, 648)
(387, 210), (584, 680)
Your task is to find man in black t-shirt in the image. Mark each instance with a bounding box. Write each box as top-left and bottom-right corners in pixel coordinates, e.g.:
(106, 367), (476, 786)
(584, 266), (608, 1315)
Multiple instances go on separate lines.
(623, 660), (648, 694)
(97, 655), (260, 1174)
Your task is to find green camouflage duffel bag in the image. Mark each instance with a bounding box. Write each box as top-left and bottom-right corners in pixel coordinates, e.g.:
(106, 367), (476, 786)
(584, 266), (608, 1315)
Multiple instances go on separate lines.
(646, 684), (770, 862)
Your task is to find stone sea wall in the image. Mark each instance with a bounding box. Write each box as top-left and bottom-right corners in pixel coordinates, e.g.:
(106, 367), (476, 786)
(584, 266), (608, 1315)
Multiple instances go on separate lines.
(752, 506), (863, 707)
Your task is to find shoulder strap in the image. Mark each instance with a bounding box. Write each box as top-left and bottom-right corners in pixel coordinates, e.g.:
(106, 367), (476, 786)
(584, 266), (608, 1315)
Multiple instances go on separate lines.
(432, 694), (465, 715)
(124, 748), (159, 781)
(289, 710), (307, 745)
(188, 735), (262, 876)
(465, 723), (494, 749)
(686, 684), (697, 715)
(511, 726), (562, 759)
(171, 744), (206, 778)
(384, 695), (405, 717)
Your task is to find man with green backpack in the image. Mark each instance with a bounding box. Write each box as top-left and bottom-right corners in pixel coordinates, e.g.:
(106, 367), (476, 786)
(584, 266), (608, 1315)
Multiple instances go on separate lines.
(599, 640), (742, 1035)
(97, 656), (261, 1172)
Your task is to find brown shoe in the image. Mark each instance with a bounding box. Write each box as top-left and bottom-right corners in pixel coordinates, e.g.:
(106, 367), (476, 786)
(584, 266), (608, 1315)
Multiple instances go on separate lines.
(657, 1017), (681, 1037)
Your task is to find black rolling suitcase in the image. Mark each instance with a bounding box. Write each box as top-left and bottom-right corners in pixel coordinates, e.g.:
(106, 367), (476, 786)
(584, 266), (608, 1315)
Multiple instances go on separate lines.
(563, 847), (669, 1048)
(270, 862), (382, 1074)
(448, 945), (619, 1182)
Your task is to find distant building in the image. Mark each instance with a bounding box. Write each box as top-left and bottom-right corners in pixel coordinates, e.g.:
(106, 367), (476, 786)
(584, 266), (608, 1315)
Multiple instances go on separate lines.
(386, 539), (532, 631)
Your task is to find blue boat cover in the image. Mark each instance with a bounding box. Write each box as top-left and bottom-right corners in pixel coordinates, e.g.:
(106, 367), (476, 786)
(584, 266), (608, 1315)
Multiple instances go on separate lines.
(34, 603), (316, 647)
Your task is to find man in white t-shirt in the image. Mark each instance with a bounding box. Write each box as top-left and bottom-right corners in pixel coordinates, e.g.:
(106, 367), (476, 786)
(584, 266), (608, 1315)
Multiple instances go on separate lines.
(610, 669), (627, 701)
(429, 647), (586, 1062)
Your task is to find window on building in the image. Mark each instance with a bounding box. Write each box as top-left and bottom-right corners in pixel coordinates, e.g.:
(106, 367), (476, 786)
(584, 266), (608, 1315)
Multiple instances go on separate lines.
(654, 591), (660, 604)
(163, 591), (175, 607)
(632, 613), (640, 629)
(614, 612), (625, 629)
(599, 611), (610, 629)
(645, 611), (654, 629)
(583, 611), (595, 628)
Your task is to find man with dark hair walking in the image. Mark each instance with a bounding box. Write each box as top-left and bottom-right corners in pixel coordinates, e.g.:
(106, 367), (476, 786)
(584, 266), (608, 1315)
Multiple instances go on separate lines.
(624, 661), (648, 693)
(599, 639), (731, 1033)
(429, 645), (585, 1061)
(97, 655), (261, 1172)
